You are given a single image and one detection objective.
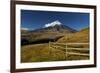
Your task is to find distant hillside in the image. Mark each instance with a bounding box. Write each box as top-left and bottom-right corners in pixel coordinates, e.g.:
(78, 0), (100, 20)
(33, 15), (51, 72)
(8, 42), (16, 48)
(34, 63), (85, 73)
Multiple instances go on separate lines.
(21, 29), (29, 34)
(57, 27), (89, 43)
(21, 32), (65, 45)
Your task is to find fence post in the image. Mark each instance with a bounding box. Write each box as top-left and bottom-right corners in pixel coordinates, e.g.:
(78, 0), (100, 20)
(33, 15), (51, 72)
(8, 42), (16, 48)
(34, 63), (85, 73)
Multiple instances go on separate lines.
(49, 41), (50, 53)
(66, 43), (68, 59)
(49, 41), (52, 58)
(49, 41), (50, 49)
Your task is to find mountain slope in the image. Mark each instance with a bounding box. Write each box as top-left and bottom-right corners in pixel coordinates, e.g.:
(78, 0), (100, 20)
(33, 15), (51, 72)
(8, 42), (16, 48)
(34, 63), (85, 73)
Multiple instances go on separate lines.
(57, 27), (89, 43)
(30, 20), (77, 33)
(21, 20), (77, 45)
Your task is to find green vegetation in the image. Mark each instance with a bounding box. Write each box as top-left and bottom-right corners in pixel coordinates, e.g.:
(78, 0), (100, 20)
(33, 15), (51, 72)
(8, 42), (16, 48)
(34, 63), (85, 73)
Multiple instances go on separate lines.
(21, 32), (64, 45)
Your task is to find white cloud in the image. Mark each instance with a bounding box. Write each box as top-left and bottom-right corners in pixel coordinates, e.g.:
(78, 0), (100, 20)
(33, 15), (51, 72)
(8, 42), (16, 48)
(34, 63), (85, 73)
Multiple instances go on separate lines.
(21, 27), (29, 30)
(44, 20), (62, 28)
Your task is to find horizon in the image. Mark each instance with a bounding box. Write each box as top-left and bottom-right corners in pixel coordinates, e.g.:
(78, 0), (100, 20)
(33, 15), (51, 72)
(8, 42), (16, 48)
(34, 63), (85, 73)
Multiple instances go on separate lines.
(21, 10), (89, 31)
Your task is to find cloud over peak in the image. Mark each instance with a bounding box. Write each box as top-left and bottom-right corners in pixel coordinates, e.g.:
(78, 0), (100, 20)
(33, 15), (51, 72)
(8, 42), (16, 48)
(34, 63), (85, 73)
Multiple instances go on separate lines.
(44, 20), (62, 28)
(21, 27), (29, 30)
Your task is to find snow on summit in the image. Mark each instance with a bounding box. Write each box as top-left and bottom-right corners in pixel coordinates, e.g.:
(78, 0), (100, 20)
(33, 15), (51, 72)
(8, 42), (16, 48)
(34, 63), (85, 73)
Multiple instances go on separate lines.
(44, 20), (62, 28)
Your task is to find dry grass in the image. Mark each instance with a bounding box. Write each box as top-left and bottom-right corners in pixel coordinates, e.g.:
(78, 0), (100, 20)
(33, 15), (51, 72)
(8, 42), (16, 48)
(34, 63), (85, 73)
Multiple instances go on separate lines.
(21, 43), (66, 63)
(21, 27), (90, 63)
(21, 43), (89, 63)
(57, 28), (89, 43)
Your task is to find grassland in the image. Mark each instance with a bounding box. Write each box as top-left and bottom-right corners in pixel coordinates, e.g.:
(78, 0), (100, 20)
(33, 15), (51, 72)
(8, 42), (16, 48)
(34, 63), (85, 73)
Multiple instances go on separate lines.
(21, 27), (89, 63)
(21, 43), (89, 62)
(21, 43), (66, 62)
(57, 28), (89, 43)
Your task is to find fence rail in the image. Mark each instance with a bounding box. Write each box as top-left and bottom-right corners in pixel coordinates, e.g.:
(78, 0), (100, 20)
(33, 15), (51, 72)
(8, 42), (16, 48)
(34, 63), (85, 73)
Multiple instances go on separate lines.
(66, 52), (89, 56)
(51, 42), (89, 45)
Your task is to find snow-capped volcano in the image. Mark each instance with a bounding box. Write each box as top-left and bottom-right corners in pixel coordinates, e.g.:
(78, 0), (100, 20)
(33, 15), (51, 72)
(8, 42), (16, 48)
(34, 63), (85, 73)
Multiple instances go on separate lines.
(29, 20), (77, 33)
(44, 20), (62, 28)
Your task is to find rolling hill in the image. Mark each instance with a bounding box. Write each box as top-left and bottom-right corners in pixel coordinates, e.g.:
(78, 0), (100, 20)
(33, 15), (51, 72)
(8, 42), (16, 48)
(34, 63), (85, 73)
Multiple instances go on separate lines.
(57, 27), (89, 43)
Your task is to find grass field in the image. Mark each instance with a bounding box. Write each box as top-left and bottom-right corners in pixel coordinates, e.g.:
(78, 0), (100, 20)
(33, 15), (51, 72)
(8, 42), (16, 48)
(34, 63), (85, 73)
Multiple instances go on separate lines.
(21, 28), (89, 63)
(21, 43), (66, 62)
(21, 43), (89, 63)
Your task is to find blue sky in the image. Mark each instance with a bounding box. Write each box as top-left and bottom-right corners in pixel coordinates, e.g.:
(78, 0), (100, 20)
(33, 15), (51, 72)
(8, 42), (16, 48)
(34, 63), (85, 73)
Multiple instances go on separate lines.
(21, 10), (89, 31)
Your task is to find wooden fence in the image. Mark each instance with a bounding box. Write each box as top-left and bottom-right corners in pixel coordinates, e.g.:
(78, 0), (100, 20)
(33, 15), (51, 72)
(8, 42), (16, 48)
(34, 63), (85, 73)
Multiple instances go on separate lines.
(49, 42), (89, 58)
